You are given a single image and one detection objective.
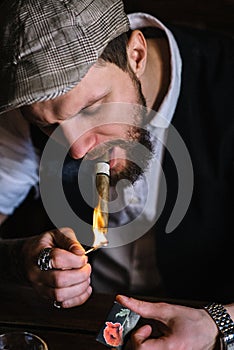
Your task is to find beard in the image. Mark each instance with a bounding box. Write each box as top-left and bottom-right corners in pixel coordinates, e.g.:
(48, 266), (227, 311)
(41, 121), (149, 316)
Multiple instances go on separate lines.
(107, 71), (154, 186)
(109, 130), (153, 186)
(86, 72), (154, 187)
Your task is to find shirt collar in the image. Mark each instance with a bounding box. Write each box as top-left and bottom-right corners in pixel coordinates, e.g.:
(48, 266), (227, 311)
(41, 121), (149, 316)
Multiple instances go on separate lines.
(128, 13), (182, 129)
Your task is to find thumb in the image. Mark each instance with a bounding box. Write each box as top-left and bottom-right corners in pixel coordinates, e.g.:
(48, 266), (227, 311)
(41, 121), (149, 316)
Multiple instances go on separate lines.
(133, 325), (152, 345)
(53, 227), (85, 255)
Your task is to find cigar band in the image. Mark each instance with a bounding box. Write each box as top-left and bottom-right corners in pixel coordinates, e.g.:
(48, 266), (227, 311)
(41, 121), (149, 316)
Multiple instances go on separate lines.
(95, 162), (110, 176)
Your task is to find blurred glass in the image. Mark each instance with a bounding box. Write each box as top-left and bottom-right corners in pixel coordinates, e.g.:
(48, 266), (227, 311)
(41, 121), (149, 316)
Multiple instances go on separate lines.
(0, 332), (48, 350)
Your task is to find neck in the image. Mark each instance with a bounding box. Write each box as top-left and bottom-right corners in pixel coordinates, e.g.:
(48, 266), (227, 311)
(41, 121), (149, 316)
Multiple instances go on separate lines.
(141, 36), (171, 115)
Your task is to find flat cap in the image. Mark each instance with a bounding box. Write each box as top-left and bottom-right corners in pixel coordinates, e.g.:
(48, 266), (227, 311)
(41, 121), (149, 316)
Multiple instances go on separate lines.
(0, 0), (129, 114)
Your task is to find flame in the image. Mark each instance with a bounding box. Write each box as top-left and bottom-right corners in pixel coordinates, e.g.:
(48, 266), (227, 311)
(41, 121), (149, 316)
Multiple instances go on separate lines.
(93, 201), (107, 233)
(92, 198), (108, 247)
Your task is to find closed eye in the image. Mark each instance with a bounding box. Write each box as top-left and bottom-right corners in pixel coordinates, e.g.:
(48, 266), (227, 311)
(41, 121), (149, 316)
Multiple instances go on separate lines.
(80, 104), (102, 116)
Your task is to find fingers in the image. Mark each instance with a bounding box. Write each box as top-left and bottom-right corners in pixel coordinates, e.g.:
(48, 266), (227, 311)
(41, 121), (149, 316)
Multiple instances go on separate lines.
(49, 247), (87, 270)
(116, 295), (174, 323)
(61, 286), (93, 308)
(33, 227), (87, 270)
(37, 227), (85, 255)
(41, 263), (92, 288)
(50, 278), (92, 304)
(23, 227), (93, 307)
(34, 264), (92, 307)
(37, 279), (92, 308)
(52, 227), (86, 255)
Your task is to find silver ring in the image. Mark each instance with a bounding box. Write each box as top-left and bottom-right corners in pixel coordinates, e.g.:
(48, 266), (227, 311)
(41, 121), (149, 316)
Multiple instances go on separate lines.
(37, 247), (53, 271)
(53, 301), (62, 309)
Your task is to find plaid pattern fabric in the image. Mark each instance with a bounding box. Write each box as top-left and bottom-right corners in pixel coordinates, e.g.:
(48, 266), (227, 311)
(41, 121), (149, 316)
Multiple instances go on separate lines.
(0, 0), (129, 114)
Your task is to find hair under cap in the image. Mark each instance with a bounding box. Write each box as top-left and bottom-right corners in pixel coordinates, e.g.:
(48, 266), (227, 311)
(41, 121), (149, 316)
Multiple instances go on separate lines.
(0, 0), (129, 114)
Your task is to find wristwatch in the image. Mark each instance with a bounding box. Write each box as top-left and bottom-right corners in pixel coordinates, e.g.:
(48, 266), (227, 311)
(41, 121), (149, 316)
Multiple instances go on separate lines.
(204, 303), (234, 350)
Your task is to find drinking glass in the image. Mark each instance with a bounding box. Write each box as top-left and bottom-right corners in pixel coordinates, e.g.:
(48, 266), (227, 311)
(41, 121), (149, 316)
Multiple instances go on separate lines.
(0, 332), (48, 350)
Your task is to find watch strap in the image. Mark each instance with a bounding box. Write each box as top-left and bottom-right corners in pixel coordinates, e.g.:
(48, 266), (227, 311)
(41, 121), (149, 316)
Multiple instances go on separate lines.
(204, 303), (234, 350)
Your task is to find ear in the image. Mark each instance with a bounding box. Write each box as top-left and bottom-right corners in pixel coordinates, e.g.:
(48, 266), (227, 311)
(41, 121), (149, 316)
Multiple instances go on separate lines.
(127, 30), (147, 78)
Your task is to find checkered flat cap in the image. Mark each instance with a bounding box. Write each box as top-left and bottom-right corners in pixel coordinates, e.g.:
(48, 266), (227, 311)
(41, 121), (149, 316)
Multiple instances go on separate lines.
(0, 0), (129, 114)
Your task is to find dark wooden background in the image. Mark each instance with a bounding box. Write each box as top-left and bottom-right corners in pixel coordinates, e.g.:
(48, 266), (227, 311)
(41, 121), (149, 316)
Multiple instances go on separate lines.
(123, 0), (234, 35)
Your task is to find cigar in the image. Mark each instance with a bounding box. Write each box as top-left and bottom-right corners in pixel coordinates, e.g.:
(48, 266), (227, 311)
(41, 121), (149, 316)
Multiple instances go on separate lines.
(89, 152), (110, 250)
(95, 156), (110, 230)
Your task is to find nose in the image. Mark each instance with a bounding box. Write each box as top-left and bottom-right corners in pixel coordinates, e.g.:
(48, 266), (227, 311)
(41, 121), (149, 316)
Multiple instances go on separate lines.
(60, 120), (98, 159)
(69, 133), (97, 159)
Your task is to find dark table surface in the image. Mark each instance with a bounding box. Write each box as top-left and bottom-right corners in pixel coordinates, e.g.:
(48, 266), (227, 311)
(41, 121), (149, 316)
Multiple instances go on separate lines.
(0, 282), (118, 350)
(0, 282), (208, 350)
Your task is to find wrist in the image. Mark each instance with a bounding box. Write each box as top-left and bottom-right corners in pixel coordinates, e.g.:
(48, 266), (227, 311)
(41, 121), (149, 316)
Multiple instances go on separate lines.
(204, 303), (234, 350)
(199, 307), (220, 348)
(0, 238), (29, 284)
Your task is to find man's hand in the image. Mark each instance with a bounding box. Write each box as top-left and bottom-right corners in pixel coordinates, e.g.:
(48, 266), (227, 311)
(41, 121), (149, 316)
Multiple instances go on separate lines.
(117, 295), (219, 350)
(22, 227), (92, 308)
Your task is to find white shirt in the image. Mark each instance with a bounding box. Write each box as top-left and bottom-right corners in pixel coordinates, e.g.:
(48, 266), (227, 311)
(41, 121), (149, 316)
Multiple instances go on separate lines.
(0, 109), (39, 215)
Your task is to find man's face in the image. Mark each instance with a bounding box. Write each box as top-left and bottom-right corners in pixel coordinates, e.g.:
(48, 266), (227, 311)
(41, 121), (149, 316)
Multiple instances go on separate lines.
(21, 62), (153, 185)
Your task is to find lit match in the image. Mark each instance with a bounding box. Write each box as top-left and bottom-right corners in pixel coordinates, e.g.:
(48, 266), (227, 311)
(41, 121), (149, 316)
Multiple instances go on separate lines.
(85, 153), (110, 254)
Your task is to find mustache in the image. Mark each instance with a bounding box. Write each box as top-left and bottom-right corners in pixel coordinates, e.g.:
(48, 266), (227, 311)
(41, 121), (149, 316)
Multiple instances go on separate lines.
(83, 139), (133, 161)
